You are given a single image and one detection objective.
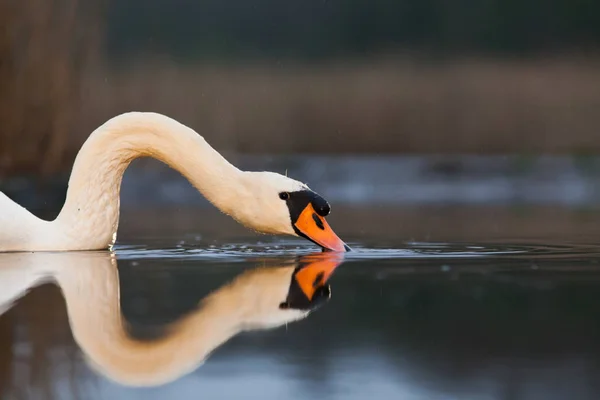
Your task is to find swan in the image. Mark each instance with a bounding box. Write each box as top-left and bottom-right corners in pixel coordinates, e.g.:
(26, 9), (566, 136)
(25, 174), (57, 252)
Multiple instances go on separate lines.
(0, 251), (344, 387)
(0, 112), (349, 252)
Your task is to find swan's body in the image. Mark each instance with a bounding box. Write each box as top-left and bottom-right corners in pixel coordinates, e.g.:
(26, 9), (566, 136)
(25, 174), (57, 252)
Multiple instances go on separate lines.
(0, 112), (347, 252)
(0, 251), (342, 387)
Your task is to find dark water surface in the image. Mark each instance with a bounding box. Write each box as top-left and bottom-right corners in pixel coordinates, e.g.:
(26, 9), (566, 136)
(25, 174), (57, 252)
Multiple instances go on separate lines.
(3, 155), (600, 399)
(2, 225), (600, 400)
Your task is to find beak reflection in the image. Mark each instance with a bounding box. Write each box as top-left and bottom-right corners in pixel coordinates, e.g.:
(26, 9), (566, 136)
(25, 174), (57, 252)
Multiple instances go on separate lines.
(280, 252), (345, 311)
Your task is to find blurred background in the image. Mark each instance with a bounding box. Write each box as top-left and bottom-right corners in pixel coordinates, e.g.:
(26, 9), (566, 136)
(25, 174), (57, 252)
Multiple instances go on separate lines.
(3, 0), (600, 169)
(2, 0), (600, 240)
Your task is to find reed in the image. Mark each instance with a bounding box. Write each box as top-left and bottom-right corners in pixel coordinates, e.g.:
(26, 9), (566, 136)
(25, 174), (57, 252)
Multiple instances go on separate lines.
(3, 21), (600, 179)
(0, 0), (105, 178)
(75, 56), (600, 156)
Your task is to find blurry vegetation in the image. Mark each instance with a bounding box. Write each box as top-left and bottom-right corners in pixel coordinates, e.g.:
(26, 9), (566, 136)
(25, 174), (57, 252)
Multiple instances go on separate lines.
(2, 0), (600, 178)
(0, 0), (106, 178)
(81, 58), (600, 155)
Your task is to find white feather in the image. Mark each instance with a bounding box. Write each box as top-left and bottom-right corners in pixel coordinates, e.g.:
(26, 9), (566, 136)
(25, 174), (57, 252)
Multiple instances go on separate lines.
(0, 112), (308, 252)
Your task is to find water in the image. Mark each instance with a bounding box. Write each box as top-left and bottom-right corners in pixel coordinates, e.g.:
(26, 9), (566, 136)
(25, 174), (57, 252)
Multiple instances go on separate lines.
(2, 227), (600, 400)
(3, 156), (600, 399)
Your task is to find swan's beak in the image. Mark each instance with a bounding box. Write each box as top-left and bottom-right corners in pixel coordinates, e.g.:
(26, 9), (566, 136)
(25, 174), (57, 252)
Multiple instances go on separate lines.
(294, 203), (349, 252)
(281, 253), (344, 310)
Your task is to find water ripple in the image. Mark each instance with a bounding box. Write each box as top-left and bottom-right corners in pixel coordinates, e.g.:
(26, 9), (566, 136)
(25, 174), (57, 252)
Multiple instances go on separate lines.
(113, 240), (600, 262)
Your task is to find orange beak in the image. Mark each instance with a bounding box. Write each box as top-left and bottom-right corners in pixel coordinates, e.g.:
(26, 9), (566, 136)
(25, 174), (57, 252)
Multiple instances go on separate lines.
(293, 253), (344, 301)
(294, 203), (348, 252)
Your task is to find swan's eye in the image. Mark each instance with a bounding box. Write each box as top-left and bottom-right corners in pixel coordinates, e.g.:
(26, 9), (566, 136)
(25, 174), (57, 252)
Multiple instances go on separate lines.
(279, 192), (289, 200)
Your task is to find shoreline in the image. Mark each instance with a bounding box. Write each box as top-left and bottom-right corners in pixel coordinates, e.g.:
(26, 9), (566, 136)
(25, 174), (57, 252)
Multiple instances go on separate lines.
(4, 154), (600, 215)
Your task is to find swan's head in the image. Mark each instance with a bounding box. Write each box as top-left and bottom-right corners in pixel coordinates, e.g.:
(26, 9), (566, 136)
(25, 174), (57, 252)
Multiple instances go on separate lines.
(238, 171), (349, 252)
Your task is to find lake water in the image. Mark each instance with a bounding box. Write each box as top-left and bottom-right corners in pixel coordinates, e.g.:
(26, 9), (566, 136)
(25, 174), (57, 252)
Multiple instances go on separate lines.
(2, 155), (600, 400)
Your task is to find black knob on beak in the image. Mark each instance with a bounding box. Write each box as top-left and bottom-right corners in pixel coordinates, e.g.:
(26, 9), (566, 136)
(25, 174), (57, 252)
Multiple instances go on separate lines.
(311, 194), (331, 217)
(316, 203), (331, 217)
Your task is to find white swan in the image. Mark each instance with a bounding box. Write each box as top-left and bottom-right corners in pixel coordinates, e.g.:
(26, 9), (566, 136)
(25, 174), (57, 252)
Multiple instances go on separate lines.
(0, 112), (348, 252)
(0, 251), (343, 387)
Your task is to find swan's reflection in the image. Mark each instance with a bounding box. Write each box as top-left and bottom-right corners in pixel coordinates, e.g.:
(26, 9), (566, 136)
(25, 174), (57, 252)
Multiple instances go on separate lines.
(0, 251), (344, 388)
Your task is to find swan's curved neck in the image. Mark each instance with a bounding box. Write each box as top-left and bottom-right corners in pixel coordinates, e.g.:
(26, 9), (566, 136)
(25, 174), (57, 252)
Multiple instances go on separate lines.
(55, 263), (248, 387)
(50, 112), (245, 250)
